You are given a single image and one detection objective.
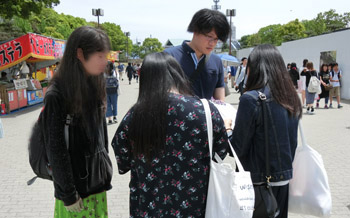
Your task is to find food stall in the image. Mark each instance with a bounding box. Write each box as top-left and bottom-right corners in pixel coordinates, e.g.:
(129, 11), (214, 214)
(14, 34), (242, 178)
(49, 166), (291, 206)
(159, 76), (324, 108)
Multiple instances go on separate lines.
(0, 33), (65, 114)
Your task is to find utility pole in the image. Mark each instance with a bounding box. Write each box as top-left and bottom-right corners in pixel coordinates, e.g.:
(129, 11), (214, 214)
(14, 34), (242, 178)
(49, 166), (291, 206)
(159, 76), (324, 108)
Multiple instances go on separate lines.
(226, 9), (236, 55)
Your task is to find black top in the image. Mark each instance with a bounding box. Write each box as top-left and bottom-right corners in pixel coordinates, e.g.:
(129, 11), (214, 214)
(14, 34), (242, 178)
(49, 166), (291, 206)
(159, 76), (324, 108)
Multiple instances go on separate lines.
(43, 84), (112, 206)
(301, 70), (317, 88)
(112, 93), (229, 217)
(289, 69), (300, 88)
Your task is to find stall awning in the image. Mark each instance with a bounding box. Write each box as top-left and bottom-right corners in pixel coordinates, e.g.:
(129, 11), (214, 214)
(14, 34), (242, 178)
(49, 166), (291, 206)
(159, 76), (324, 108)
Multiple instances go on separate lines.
(0, 33), (65, 71)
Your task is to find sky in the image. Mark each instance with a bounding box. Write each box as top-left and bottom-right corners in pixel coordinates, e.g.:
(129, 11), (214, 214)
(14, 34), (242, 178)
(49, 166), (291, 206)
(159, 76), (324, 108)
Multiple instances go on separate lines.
(54, 0), (350, 44)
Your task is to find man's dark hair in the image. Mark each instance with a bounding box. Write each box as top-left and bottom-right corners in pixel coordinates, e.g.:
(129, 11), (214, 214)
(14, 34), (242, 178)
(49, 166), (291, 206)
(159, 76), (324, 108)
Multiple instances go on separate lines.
(241, 57), (247, 62)
(333, 62), (338, 67)
(187, 8), (230, 42)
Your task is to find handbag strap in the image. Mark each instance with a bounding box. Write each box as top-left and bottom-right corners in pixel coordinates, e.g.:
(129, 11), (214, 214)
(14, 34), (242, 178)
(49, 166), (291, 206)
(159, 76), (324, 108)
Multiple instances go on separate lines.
(200, 99), (213, 160)
(200, 99), (245, 172)
(258, 91), (271, 182)
(298, 121), (307, 147)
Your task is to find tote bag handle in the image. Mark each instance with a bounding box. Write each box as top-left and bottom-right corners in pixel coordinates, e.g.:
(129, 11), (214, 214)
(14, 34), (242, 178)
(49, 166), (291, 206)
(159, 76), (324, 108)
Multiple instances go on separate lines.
(200, 99), (245, 172)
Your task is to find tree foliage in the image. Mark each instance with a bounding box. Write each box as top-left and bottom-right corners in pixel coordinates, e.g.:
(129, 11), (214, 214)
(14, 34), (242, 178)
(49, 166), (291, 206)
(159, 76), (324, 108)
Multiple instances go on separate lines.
(239, 9), (350, 48)
(0, 0), (60, 19)
(140, 38), (163, 58)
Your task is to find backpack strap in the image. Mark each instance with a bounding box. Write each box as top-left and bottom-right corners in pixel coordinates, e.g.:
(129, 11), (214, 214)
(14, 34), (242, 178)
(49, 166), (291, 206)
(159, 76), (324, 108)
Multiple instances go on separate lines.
(64, 114), (73, 150)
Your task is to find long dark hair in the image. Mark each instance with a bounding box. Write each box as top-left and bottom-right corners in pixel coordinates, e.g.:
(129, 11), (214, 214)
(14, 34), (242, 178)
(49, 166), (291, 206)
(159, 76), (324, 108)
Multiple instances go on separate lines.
(129, 52), (193, 162)
(245, 44), (302, 119)
(320, 64), (328, 73)
(50, 26), (111, 133)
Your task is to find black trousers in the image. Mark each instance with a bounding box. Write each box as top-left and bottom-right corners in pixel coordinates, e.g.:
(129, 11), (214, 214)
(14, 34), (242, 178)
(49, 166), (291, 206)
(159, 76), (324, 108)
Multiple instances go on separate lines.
(272, 184), (289, 218)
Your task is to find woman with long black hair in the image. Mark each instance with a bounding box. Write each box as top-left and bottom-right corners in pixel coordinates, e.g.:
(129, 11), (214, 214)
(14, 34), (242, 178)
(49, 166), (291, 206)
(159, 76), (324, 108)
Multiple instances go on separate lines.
(316, 64), (331, 109)
(43, 26), (113, 217)
(112, 52), (229, 217)
(229, 44), (302, 218)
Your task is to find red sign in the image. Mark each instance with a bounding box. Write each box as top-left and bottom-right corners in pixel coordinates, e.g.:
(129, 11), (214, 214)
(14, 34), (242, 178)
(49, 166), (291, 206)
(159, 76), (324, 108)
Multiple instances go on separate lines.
(0, 33), (57, 71)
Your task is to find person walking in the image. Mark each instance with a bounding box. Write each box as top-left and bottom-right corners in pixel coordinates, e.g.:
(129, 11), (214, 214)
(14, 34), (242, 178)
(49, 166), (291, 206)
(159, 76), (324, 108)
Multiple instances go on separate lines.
(235, 57), (248, 95)
(42, 26), (113, 217)
(117, 63), (124, 81)
(165, 8), (230, 101)
(229, 65), (237, 88)
(105, 62), (119, 124)
(126, 62), (133, 85)
(316, 64), (330, 109)
(229, 44), (302, 218)
(301, 62), (318, 114)
(112, 52), (230, 217)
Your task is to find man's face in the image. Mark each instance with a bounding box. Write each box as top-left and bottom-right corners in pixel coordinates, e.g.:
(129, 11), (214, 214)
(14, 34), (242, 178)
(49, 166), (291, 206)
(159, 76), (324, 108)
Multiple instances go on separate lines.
(193, 29), (219, 55)
(243, 59), (247, 66)
(333, 65), (338, 72)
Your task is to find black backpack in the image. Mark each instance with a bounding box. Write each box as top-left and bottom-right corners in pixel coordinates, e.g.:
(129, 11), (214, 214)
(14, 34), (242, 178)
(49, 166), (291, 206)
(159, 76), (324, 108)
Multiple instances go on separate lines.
(27, 89), (73, 185)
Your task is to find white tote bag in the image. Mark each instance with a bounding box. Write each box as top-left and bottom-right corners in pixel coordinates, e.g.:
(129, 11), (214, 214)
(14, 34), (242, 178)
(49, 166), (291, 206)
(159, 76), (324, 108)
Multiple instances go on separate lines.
(201, 99), (254, 218)
(289, 123), (332, 217)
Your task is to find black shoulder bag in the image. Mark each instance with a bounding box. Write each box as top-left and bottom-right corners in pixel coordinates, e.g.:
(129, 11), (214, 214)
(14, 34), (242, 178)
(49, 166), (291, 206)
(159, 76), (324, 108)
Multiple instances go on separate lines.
(253, 91), (279, 218)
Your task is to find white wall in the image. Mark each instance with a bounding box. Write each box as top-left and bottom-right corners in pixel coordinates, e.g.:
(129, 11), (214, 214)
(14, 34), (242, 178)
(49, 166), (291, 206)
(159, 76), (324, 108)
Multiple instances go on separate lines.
(237, 29), (350, 99)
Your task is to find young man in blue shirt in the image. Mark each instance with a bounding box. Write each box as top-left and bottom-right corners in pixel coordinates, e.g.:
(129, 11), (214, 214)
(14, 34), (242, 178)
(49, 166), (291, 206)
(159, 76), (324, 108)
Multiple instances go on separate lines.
(165, 9), (230, 100)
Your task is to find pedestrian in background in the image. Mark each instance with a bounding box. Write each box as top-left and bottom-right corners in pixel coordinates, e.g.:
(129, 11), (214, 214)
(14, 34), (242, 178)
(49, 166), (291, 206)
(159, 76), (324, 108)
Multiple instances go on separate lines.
(229, 44), (302, 218)
(112, 52), (229, 217)
(43, 26), (113, 217)
(301, 61), (318, 114)
(165, 8), (230, 101)
(235, 57), (248, 95)
(126, 62), (133, 85)
(299, 59), (308, 107)
(329, 63), (343, 108)
(117, 63), (124, 81)
(229, 65), (237, 88)
(289, 62), (300, 89)
(105, 61), (119, 124)
(317, 64), (330, 109)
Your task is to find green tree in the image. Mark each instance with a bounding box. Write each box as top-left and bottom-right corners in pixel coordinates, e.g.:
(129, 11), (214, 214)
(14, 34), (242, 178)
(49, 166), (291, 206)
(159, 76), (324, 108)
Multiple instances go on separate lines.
(140, 38), (163, 58)
(100, 22), (131, 51)
(257, 24), (282, 46)
(238, 35), (250, 48)
(0, 19), (25, 41)
(247, 33), (261, 47)
(131, 44), (142, 59)
(279, 19), (306, 42)
(0, 0), (60, 19)
(302, 19), (327, 37)
(315, 9), (349, 32)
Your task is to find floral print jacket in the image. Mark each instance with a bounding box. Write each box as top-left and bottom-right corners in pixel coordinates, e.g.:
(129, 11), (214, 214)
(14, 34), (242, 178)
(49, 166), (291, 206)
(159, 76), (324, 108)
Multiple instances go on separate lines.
(112, 93), (229, 218)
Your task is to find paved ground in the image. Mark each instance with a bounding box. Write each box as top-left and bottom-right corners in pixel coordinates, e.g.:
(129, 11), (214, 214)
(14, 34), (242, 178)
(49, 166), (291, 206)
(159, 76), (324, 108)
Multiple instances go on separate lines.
(0, 77), (349, 218)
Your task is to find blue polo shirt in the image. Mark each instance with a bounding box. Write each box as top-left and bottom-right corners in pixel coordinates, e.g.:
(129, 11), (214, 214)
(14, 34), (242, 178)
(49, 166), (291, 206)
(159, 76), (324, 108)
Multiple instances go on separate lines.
(164, 41), (225, 99)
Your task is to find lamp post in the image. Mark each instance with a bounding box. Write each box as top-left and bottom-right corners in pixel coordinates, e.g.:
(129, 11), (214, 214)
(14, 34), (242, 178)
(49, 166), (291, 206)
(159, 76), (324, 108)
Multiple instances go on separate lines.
(212, 0), (221, 10)
(92, 8), (104, 27)
(125, 32), (130, 62)
(226, 9), (236, 55)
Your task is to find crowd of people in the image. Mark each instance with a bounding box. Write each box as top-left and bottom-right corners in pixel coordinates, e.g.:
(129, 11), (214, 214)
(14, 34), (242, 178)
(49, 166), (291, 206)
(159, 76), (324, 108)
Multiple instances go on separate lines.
(31, 7), (341, 218)
(287, 59), (343, 114)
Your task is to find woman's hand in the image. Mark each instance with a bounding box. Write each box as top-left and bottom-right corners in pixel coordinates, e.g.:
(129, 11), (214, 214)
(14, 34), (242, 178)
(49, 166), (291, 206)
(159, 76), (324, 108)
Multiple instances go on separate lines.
(224, 119), (232, 131)
(65, 197), (84, 212)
